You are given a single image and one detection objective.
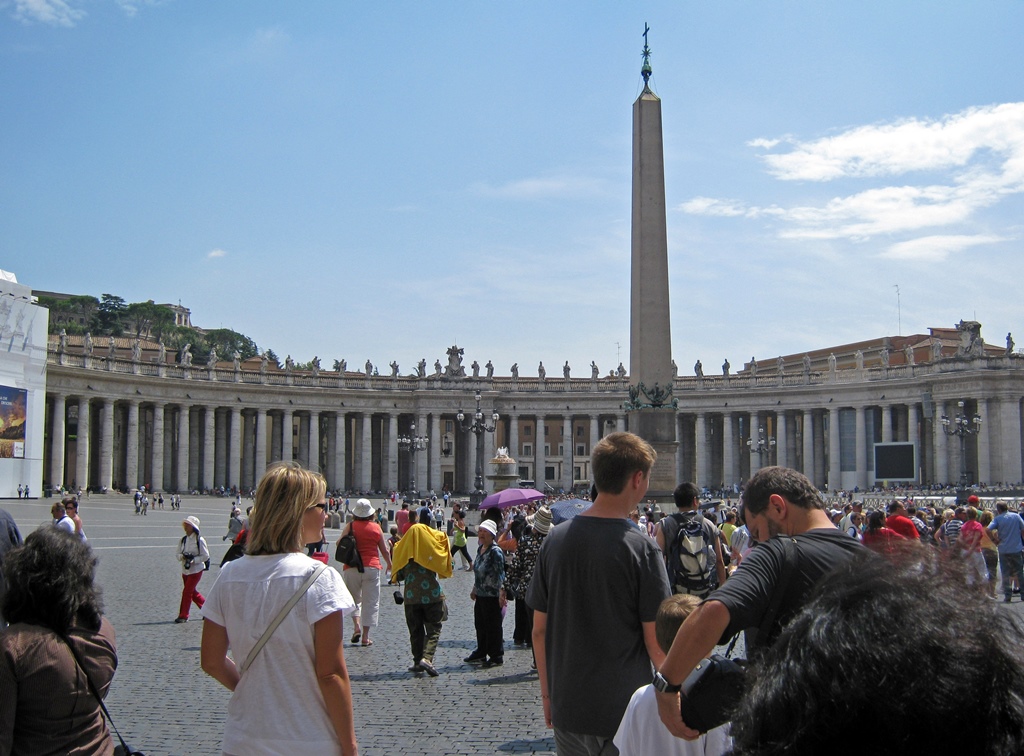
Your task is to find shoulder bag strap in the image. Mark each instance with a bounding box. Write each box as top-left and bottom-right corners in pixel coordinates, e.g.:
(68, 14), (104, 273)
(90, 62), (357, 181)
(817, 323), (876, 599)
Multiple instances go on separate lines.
(59, 631), (137, 755)
(240, 562), (327, 675)
(723, 536), (799, 658)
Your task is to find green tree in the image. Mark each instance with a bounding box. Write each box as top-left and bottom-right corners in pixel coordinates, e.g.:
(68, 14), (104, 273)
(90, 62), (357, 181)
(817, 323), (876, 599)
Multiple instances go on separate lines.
(95, 294), (128, 335)
(124, 301), (175, 340)
(203, 329), (259, 362)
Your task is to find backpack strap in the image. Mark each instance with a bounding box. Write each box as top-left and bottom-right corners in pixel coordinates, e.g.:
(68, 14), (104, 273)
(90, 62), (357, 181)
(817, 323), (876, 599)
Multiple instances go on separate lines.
(753, 537), (800, 649)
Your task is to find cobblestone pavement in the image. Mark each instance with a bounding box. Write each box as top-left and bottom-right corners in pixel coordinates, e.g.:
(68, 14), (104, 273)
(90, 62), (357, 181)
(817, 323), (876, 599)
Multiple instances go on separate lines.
(2, 495), (555, 756)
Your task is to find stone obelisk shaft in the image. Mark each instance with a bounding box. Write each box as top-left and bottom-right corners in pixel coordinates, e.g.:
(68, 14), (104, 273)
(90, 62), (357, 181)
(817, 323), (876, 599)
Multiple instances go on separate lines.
(629, 83), (678, 496)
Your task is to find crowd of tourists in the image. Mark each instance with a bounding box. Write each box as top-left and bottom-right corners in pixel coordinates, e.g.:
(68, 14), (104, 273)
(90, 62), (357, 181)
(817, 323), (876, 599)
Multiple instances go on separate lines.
(4, 441), (1024, 755)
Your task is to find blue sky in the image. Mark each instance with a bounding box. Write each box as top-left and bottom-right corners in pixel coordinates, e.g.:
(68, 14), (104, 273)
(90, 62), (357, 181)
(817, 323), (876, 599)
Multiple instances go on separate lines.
(3, 1), (1023, 376)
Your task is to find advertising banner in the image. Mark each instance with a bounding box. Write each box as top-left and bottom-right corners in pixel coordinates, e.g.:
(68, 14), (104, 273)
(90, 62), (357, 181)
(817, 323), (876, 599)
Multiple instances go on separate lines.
(0, 385), (27, 459)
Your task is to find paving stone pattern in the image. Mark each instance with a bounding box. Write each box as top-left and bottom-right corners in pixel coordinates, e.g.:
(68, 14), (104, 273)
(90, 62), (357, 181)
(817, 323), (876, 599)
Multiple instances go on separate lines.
(2, 495), (555, 756)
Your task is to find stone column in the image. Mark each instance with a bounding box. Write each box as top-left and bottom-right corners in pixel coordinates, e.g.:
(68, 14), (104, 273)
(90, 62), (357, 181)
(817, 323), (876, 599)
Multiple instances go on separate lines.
(176, 404), (190, 492)
(241, 411), (255, 489)
(976, 399), (991, 486)
(75, 398), (91, 492)
(535, 416), (546, 488)
(151, 402), (164, 492)
(509, 413), (521, 462)
(386, 413), (399, 492)
(588, 414), (600, 460)
(297, 414), (310, 467)
(125, 400), (139, 491)
(616, 413), (626, 434)
(695, 412), (709, 485)
(908, 404), (921, 482)
(854, 405), (867, 489)
(282, 409), (294, 463)
(255, 408), (268, 484)
(934, 401), (949, 484)
(881, 404), (893, 442)
(998, 397), (1023, 484)
(722, 412), (735, 490)
(562, 416), (573, 491)
(203, 407), (215, 491)
(228, 407), (242, 490)
(774, 411), (787, 470)
(50, 394), (67, 491)
(96, 399), (113, 492)
(417, 413), (429, 494)
(214, 410), (227, 489)
(749, 411), (762, 475)
(309, 410), (321, 475)
(828, 407), (841, 492)
(801, 410), (814, 481)
(428, 414), (441, 494)
(360, 413), (373, 491)
(335, 413), (347, 491)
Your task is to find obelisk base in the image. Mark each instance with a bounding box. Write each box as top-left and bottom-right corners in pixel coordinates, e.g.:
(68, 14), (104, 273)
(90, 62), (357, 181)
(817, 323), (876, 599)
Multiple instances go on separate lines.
(629, 410), (678, 498)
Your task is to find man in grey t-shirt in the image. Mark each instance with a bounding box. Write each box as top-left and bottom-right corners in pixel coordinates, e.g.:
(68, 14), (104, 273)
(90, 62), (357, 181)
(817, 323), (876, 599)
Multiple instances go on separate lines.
(527, 432), (670, 755)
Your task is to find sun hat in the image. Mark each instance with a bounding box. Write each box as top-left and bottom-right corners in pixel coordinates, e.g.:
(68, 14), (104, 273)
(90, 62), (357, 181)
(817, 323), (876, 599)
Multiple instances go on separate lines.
(184, 515), (201, 530)
(531, 505), (553, 535)
(478, 519), (498, 537)
(353, 498), (374, 518)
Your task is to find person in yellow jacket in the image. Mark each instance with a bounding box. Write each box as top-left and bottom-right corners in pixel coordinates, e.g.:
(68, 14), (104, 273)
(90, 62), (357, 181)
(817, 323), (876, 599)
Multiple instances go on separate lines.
(392, 511), (452, 676)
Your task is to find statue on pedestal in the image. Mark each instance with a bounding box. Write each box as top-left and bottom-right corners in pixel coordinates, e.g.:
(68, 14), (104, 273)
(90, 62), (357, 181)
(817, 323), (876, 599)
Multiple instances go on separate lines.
(58, 329), (67, 353)
(931, 340), (942, 361)
(107, 336), (116, 359)
(694, 360), (703, 378)
(855, 350), (864, 370)
(432, 359), (442, 377)
(1007, 333), (1015, 356)
(390, 361), (400, 377)
(563, 361), (571, 380)
(417, 359), (427, 377)
(904, 344), (915, 365)
(538, 362), (546, 381)
(179, 344), (192, 367)
(828, 353), (836, 372)
(158, 338), (166, 364)
(880, 348), (890, 368)
(485, 360), (494, 379)
(207, 350), (218, 369)
(591, 361), (599, 380)
(511, 363), (519, 380)
(803, 353), (812, 373)
(84, 332), (94, 356)
(311, 356), (320, 377)
(260, 352), (269, 375)
(617, 363), (627, 379)
(365, 359), (373, 377)
(131, 338), (141, 362)
(286, 355), (294, 372)
(471, 360), (480, 378)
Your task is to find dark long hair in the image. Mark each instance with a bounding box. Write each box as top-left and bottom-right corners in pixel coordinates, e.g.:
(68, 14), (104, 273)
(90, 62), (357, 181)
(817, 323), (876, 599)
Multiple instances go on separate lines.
(2, 528), (103, 634)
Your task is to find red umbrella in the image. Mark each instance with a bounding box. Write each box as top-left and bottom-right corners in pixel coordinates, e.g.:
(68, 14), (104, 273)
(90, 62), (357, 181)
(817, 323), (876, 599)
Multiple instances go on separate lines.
(478, 488), (546, 510)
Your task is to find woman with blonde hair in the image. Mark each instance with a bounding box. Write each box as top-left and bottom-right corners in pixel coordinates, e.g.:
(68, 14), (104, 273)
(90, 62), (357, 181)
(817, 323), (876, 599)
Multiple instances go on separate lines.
(201, 462), (359, 756)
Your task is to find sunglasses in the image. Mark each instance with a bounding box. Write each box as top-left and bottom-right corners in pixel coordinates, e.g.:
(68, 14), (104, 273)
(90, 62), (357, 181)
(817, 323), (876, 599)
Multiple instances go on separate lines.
(309, 502), (328, 512)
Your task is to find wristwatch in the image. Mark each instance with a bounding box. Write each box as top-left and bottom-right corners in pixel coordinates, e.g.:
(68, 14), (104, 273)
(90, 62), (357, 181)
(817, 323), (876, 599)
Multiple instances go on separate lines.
(652, 671), (681, 693)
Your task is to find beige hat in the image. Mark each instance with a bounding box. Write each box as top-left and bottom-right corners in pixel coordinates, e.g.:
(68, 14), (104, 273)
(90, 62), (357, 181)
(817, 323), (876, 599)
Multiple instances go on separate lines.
(531, 505), (553, 535)
(353, 498), (374, 518)
(184, 515), (201, 530)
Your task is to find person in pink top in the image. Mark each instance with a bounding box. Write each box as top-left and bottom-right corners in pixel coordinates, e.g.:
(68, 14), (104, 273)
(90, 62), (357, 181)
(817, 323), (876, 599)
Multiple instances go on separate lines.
(339, 498), (392, 646)
(395, 503), (410, 536)
(958, 506), (988, 586)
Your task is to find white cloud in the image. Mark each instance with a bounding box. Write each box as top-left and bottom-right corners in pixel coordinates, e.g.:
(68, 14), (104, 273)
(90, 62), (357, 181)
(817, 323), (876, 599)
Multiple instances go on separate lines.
(882, 234), (1005, 262)
(472, 175), (607, 200)
(682, 102), (1024, 253)
(13, 0), (84, 26)
(207, 249), (228, 259)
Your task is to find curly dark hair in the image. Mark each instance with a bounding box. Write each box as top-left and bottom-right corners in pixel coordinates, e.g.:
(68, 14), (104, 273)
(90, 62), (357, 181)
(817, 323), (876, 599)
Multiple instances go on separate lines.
(728, 547), (1024, 755)
(2, 528), (104, 634)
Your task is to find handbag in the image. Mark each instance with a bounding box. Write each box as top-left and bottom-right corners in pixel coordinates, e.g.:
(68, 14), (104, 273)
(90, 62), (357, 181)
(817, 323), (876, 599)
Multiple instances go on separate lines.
(241, 563), (327, 674)
(678, 537), (799, 733)
(60, 632), (147, 755)
(334, 528), (364, 573)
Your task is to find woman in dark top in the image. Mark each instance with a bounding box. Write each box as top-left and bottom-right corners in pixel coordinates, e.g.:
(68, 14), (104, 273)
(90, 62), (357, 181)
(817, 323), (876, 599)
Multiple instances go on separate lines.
(0, 528), (118, 755)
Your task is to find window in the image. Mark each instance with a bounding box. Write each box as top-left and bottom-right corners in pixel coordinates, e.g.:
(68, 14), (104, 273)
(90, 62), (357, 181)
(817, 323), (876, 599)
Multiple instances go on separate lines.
(544, 444), (550, 456)
(558, 444), (564, 456)
(544, 424), (549, 437)
(576, 444), (586, 456)
(519, 466), (530, 479)
(445, 420), (454, 433)
(524, 425), (532, 437)
(574, 466), (582, 479)
(522, 443), (533, 456)
(576, 426), (584, 437)
(545, 466), (556, 481)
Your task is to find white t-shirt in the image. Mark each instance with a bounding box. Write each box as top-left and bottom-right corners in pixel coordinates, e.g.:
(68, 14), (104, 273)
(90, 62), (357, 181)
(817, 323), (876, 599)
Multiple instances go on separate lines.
(613, 684), (732, 756)
(202, 553), (356, 756)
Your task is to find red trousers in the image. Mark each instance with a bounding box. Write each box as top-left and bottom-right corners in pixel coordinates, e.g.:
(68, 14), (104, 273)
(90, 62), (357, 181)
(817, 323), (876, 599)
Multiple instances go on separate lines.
(178, 572), (205, 620)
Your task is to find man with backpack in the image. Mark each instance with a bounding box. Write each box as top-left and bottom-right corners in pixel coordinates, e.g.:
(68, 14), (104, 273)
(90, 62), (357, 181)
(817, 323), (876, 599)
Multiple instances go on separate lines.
(655, 482), (727, 598)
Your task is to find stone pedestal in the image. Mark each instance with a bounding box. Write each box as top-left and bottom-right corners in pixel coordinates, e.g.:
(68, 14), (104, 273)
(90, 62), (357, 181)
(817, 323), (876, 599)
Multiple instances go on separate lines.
(629, 410), (678, 497)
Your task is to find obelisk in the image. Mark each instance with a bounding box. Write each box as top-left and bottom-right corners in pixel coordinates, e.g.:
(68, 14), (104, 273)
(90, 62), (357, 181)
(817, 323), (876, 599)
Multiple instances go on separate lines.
(628, 26), (678, 496)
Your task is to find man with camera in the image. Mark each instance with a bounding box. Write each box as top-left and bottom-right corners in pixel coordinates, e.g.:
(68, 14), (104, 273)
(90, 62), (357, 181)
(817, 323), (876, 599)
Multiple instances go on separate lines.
(653, 467), (864, 740)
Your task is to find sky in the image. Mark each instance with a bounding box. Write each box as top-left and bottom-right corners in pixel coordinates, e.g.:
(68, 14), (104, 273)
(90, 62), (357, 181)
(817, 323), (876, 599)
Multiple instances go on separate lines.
(3, 1), (1023, 377)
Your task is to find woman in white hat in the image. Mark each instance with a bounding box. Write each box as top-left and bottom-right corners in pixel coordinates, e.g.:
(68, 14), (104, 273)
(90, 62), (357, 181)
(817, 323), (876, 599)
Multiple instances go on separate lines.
(176, 515), (210, 623)
(339, 497), (392, 646)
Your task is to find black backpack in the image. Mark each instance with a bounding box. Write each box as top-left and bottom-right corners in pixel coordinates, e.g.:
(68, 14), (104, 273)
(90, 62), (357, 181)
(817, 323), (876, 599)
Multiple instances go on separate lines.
(335, 531), (364, 572)
(664, 512), (714, 597)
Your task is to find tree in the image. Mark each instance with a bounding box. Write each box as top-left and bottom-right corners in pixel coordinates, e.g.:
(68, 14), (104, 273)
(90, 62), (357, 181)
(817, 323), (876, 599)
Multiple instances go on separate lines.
(95, 294), (127, 335)
(203, 329), (259, 362)
(124, 301), (175, 340)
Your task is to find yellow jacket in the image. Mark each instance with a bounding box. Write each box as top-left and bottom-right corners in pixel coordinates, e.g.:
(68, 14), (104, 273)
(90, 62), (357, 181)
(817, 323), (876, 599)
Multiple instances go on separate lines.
(392, 523), (453, 579)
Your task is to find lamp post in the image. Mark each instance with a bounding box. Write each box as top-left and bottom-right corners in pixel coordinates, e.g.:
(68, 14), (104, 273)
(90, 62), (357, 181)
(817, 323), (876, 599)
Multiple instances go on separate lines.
(747, 426), (776, 471)
(940, 400), (982, 494)
(397, 422), (428, 501)
(457, 392), (499, 505)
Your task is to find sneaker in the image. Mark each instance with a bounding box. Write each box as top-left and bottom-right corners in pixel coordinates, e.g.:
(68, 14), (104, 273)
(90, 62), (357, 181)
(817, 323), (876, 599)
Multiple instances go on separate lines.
(482, 658), (504, 668)
(419, 659), (439, 677)
(408, 662), (424, 673)
(174, 617), (188, 624)
(463, 653), (486, 664)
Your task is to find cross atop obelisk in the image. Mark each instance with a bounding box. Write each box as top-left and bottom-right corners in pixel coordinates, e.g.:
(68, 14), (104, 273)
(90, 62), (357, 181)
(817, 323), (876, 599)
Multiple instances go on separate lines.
(628, 25), (678, 496)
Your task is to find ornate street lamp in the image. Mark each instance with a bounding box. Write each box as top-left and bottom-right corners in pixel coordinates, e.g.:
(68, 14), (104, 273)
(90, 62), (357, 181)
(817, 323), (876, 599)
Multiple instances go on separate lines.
(457, 392), (499, 505)
(397, 422), (428, 500)
(941, 400), (982, 493)
(747, 426), (776, 467)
